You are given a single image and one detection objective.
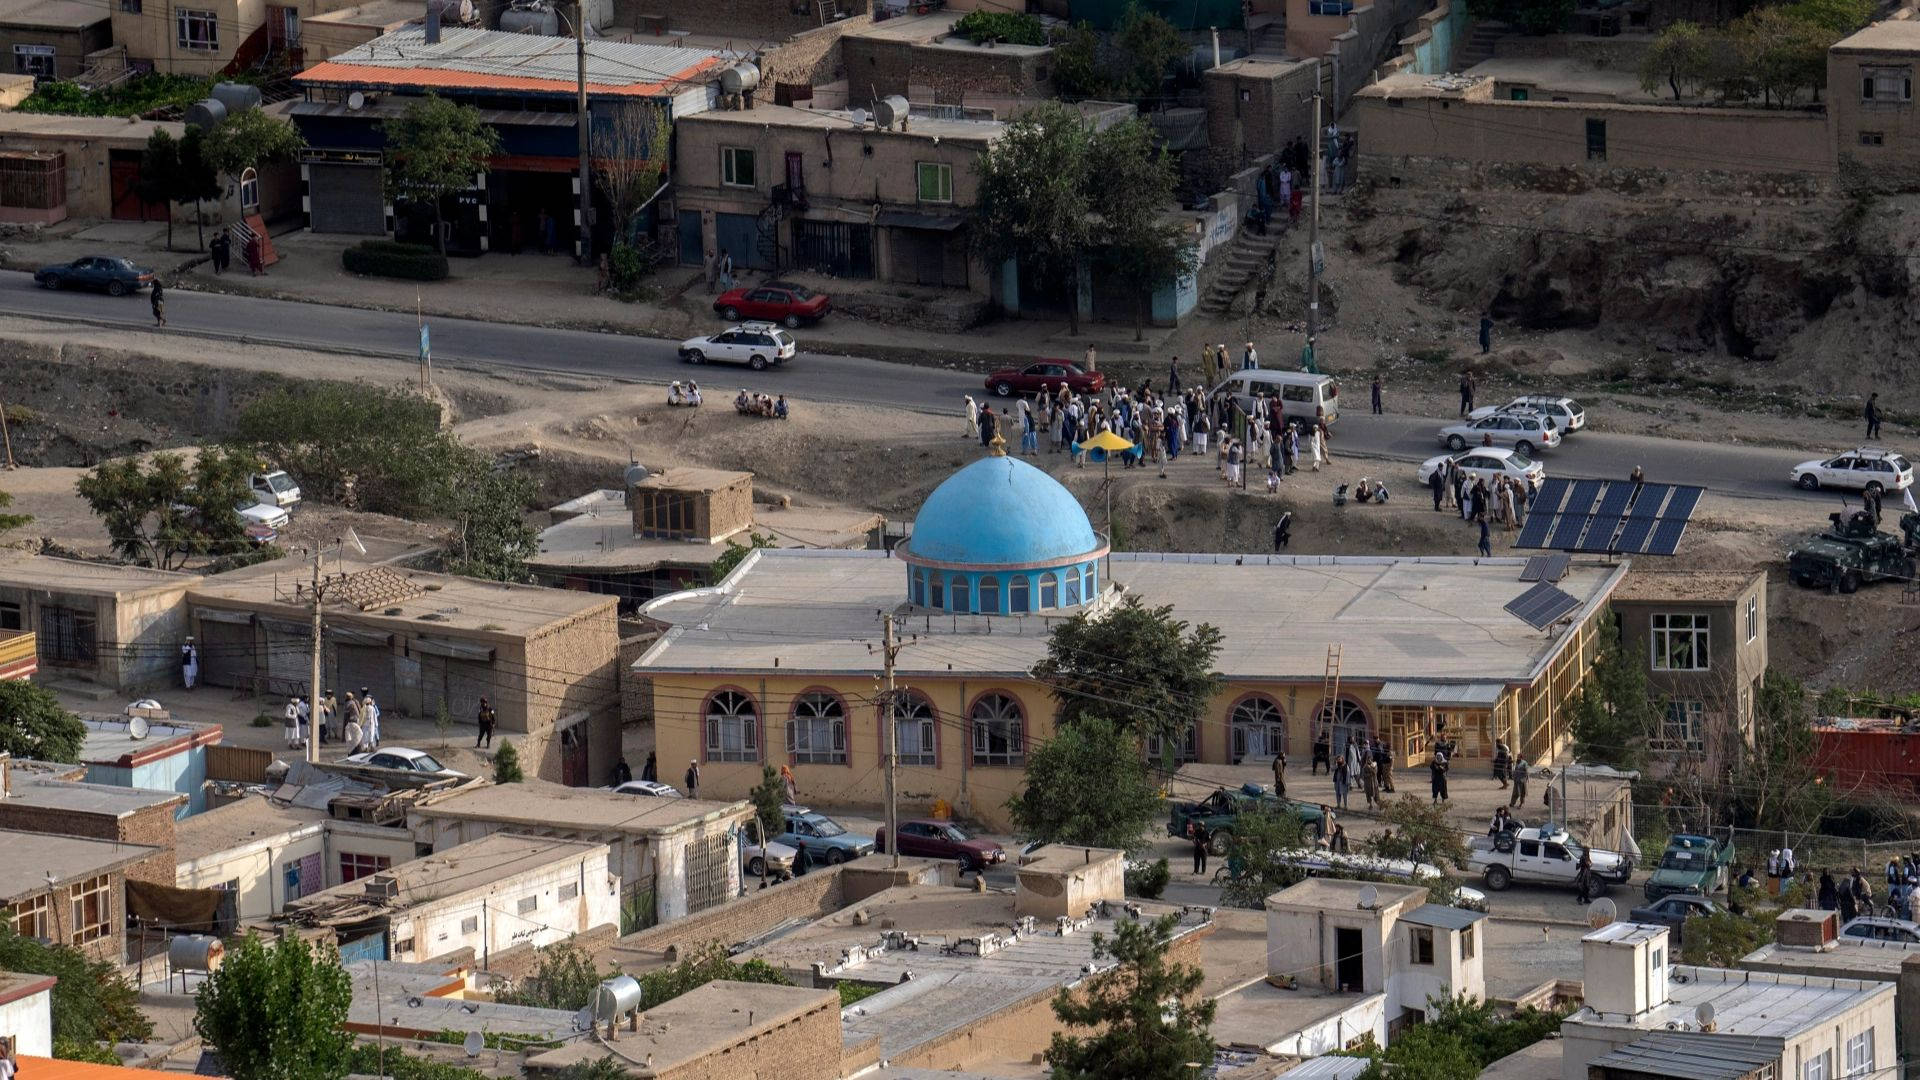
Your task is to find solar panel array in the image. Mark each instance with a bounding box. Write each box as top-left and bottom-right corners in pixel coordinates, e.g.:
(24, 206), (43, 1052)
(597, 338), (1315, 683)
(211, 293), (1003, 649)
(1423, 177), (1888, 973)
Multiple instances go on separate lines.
(1514, 478), (1706, 556)
(1519, 554), (1571, 583)
(1505, 582), (1583, 630)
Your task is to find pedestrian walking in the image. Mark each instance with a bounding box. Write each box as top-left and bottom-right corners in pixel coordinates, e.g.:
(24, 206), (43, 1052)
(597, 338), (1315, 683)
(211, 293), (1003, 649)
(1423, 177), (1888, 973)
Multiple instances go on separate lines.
(209, 232), (231, 274)
(1168, 355), (1182, 393)
(1271, 751), (1287, 798)
(1373, 739), (1395, 792)
(1312, 731), (1331, 775)
(717, 249), (734, 291)
(1332, 755), (1350, 809)
(1576, 849), (1595, 903)
(1360, 756), (1379, 810)
(964, 395), (979, 438)
(1492, 740), (1510, 788)
(319, 690), (336, 743)
(1478, 316), (1492, 355)
(685, 759), (700, 798)
(180, 639), (198, 688)
(245, 238), (265, 276)
(1867, 393), (1883, 440)
(704, 248), (718, 293)
(1819, 869), (1839, 911)
(1371, 374), (1383, 415)
(1272, 511), (1292, 551)
(475, 697), (496, 747)
(781, 763), (799, 804)
(1084, 343), (1098, 374)
(1243, 341), (1259, 370)
(980, 405), (998, 449)
(1429, 749), (1450, 803)
(1478, 517), (1492, 558)
(613, 757), (632, 785)
(150, 279), (166, 327)
(1458, 369), (1474, 416)
(1190, 822), (1210, 875)
(284, 696), (303, 748)
(362, 691), (382, 748)
(342, 692), (360, 744)
(1509, 757), (1529, 808)
(642, 751), (657, 782)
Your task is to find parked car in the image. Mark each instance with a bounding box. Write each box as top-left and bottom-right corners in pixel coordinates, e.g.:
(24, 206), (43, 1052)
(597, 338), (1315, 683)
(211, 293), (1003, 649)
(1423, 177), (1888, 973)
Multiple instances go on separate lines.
(238, 501), (290, 531)
(1628, 893), (1720, 946)
(1789, 448), (1914, 494)
(874, 819), (1006, 872)
(1438, 411), (1562, 455)
(1465, 825), (1632, 893)
(343, 747), (465, 777)
(985, 361), (1105, 398)
(678, 324), (797, 370)
(773, 805), (875, 864)
(1167, 784), (1325, 856)
(1415, 448), (1545, 491)
(1644, 833), (1736, 901)
(1841, 916), (1920, 943)
(713, 282), (831, 327)
(609, 779), (682, 797)
(34, 255), (154, 295)
(250, 470), (302, 508)
(1211, 370), (1340, 427)
(1469, 395), (1586, 433)
(743, 838), (798, 878)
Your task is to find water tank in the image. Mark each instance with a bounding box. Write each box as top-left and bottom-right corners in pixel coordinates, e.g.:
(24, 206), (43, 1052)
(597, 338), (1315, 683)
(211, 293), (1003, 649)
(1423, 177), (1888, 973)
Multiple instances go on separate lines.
(168, 935), (225, 973)
(719, 61), (760, 96)
(211, 82), (262, 115)
(183, 98), (226, 132)
(592, 975), (642, 1024)
(499, 2), (559, 34)
(875, 95), (909, 130)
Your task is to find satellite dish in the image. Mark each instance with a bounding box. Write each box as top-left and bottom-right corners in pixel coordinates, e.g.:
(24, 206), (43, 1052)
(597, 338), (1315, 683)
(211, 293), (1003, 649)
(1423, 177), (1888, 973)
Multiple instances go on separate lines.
(1357, 884), (1379, 910)
(1694, 1002), (1715, 1029)
(1586, 897), (1617, 929)
(345, 526), (368, 557)
(624, 463), (651, 488)
(128, 716), (150, 740)
(347, 91), (366, 110)
(461, 1032), (483, 1058)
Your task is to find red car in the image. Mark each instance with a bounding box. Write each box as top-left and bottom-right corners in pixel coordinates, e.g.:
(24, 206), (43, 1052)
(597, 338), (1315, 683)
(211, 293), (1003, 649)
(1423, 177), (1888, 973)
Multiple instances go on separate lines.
(712, 281), (831, 328)
(874, 820), (1007, 872)
(985, 361), (1105, 398)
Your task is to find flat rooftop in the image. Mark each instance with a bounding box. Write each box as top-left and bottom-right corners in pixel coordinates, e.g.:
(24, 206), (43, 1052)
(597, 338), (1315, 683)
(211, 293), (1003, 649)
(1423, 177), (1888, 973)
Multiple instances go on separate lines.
(846, 11), (1050, 54)
(174, 796), (331, 862)
(1833, 17), (1920, 52)
(525, 980), (835, 1072)
(0, 553), (197, 597)
(636, 467), (749, 492)
(80, 715), (219, 766)
(346, 961), (590, 1043)
(2, 776), (187, 817)
(1740, 937), (1920, 979)
(1266, 877), (1427, 914)
(0, 830), (159, 901)
(298, 26), (736, 96)
(1568, 965), (1894, 1041)
(640, 550), (1622, 682)
(531, 493), (880, 573)
(0, 0), (109, 29)
(303, 0), (419, 27)
(0, 972), (56, 1007)
(683, 102), (1005, 144)
(409, 778), (749, 835)
(1212, 55), (1313, 75)
(1612, 569), (1758, 602)
(1211, 979), (1354, 1054)
(191, 557), (615, 639)
(1462, 57), (1655, 102)
(287, 832), (602, 914)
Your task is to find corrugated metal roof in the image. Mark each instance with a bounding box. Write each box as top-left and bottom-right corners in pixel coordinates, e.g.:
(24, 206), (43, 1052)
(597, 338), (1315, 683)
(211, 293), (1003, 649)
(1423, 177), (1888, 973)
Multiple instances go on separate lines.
(1398, 902), (1487, 930)
(297, 25), (734, 96)
(1373, 680), (1506, 707)
(1272, 1058), (1369, 1080)
(1586, 1031), (1783, 1080)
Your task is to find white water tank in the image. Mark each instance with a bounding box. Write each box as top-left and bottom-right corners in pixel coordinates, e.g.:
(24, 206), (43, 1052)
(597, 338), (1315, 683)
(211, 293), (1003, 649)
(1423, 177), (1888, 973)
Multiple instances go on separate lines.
(719, 61), (760, 96)
(169, 935), (225, 973)
(875, 95), (908, 129)
(593, 975), (642, 1024)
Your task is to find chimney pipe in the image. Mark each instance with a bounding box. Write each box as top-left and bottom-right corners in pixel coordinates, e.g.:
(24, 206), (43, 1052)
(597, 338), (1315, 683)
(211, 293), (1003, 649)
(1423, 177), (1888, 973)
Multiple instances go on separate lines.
(425, 2), (441, 44)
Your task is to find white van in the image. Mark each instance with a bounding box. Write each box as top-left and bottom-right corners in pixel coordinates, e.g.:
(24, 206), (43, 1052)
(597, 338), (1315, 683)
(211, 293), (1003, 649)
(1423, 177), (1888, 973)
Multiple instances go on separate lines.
(1211, 370), (1340, 426)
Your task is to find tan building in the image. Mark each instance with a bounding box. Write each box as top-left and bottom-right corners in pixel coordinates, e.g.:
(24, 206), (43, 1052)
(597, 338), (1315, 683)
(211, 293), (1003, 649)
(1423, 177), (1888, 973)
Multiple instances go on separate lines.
(0, 553), (197, 693)
(525, 980), (843, 1080)
(1829, 20), (1920, 174)
(188, 561), (621, 787)
(1, 829), (159, 963)
(0, 773), (186, 886)
(836, 13), (1053, 109)
(0, 0), (109, 80)
(111, 0), (368, 75)
(297, 0), (415, 63)
(673, 101), (1000, 289)
(173, 794), (417, 920)
(1608, 570), (1766, 769)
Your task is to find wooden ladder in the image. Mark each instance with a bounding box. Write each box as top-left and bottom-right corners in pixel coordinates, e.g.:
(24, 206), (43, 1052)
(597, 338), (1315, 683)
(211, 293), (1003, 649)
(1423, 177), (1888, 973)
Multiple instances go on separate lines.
(1321, 644), (1343, 728)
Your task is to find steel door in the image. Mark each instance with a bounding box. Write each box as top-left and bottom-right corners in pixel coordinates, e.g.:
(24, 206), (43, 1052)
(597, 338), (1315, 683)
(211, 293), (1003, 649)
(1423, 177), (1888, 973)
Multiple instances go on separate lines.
(333, 643), (395, 708)
(678, 209), (703, 265)
(714, 213), (759, 271)
(197, 619), (253, 690)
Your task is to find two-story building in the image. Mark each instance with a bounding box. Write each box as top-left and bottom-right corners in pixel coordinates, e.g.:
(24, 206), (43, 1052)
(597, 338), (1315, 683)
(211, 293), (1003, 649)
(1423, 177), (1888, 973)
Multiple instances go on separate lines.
(1608, 570), (1766, 770)
(111, 0), (371, 76)
(1829, 19), (1920, 174)
(2, 829), (159, 964)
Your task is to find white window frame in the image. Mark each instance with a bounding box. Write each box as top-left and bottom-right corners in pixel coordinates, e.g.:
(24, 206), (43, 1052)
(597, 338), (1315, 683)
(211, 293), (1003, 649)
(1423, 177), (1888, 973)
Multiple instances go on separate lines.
(704, 690), (759, 762)
(1653, 700), (1704, 753)
(176, 8), (219, 51)
(1863, 67), (1912, 102)
(970, 693), (1025, 767)
(1845, 1031), (1874, 1078)
(1746, 595), (1758, 643)
(1804, 1047), (1831, 1080)
(892, 693), (937, 767)
(1651, 612), (1710, 671)
(916, 161), (953, 203)
(69, 875), (112, 945)
(721, 146), (755, 188)
(788, 692), (848, 765)
(11, 893), (50, 940)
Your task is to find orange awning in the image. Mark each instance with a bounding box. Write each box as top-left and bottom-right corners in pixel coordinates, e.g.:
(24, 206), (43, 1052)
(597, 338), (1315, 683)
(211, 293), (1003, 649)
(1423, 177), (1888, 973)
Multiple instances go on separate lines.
(18, 1056), (227, 1080)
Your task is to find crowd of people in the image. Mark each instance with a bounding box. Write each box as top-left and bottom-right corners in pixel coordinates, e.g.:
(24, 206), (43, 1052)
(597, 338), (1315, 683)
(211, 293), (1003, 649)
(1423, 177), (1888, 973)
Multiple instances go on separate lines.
(734, 389), (789, 418)
(668, 380), (704, 406)
(280, 688), (385, 752)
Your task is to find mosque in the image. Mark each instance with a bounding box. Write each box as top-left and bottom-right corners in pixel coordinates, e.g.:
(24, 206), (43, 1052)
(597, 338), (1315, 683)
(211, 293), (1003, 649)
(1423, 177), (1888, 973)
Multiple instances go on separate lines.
(634, 446), (1624, 830)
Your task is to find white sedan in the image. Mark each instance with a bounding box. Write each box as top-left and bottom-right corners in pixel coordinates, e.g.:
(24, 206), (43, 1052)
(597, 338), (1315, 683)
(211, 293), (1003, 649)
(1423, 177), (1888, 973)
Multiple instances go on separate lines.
(1470, 395), (1585, 433)
(1438, 412), (1561, 455)
(610, 779), (682, 798)
(344, 747), (465, 777)
(677, 323), (797, 371)
(1790, 448), (1913, 494)
(1417, 448), (1545, 489)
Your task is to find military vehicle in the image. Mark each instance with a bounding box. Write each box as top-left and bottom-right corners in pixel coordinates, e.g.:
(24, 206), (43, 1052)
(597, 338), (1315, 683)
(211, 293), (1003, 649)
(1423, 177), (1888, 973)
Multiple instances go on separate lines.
(1787, 510), (1920, 592)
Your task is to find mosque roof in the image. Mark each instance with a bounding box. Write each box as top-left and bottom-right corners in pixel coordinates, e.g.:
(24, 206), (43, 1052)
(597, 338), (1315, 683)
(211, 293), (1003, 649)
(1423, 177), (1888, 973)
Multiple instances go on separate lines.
(901, 455), (1103, 568)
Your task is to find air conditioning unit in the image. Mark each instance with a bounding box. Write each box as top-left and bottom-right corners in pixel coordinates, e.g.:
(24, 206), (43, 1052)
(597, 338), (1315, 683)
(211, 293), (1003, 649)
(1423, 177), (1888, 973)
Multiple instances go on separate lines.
(363, 874), (400, 900)
(1775, 908), (1837, 949)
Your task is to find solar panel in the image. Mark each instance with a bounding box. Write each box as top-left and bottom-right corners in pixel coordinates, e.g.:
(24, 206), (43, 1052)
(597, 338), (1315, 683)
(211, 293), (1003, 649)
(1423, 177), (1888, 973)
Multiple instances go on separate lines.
(1547, 480), (1604, 550)
(1613, 483), (1672, 555)
(1520, 555), (1552, 582)
(1572, 483), (1636, 551)
(1515, 477), (1573, 549)
(1540, 553), (1570, 581)
(1504, 582), (1582, 630)
(1512, 479), (1706, 556)
(1642, 486), (1704, 557)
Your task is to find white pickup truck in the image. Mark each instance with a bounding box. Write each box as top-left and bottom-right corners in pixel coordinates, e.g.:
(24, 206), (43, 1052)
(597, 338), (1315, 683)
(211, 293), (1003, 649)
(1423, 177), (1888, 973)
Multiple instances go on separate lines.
(1466, 825), (1633, 893)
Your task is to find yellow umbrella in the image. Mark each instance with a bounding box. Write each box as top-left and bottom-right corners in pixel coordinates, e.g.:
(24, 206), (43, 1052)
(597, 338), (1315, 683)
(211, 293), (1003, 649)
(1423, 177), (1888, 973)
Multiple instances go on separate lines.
(1081, 430), (1136, 452)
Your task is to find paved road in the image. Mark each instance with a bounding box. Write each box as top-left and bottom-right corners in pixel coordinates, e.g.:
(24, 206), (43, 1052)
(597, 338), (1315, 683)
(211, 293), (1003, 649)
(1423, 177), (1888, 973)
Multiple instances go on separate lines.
(1, 271), (1856, 503)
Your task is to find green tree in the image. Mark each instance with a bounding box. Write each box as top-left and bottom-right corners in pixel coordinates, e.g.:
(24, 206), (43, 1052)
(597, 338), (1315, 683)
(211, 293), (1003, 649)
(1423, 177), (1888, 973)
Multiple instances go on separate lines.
(1638, 21), (1711, 100)
(711, 530), (776, 582)
(0, 488), (29, 535)
(232, 383), (454, 514)
(749, 763), (785, 845)
(1087, 118), (1195, 340)
(1113, 5), (1183, 100)
(437, 457), (536, 583)
(0, 923), (152, 1059)
(1680, 905), (1774, 967)
(1464, 0), (1573, 35)
(1045, 913), (1215, 1080)
(382, 94), (502, 254)
(1030, 594), (1223, 755)
(74, 446), (258, 569)
(634, 941), (790, 1006)
(1355, 995), (1564, 1080)
(1048, 22), (1116, 99)
(953, 10), (1046, 44)
(497, 938), (602, 1010)
(493, 739), (524, 783)
(137, 127), (224, 251)
(201, 109), (306, 181)
(971, 103), (1095, 335)
(1785, 0), (1871, 34)
(1734, 6), (1831, 105)
(1366, 794), (1469, 870)
(1731, 670), (1833, 832)
(592, 102), (672, 248)
(0, 681), (87, 762)
(1216, 808), (1310, 909)
(1567, 626), (1661, 773)
(193, 934), (353, 1080)
(1006, 717), (1161, 851)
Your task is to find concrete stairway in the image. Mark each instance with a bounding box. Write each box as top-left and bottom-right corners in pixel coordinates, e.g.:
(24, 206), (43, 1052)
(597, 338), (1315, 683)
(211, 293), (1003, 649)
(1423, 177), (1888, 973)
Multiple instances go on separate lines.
(1247, 18), (1289, 56)
(1454, 20), (1507, 68)
(1199, 230), (1283, 316)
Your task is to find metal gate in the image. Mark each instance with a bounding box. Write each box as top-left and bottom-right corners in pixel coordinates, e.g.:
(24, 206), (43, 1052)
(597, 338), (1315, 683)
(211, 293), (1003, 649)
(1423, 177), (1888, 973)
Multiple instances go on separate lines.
(714, 212), (769, 271)
(308, 163), (386, 235)
(421, 654), (489, 729)
(262, 620), (312, 698)
(684, 831), (731, 914)
(678, 209), (703, 266)
(792, 220), (873, 278)
(332, 636), (395, 708)
(195, 615), (253, 689)
(889, 228), (966, 288)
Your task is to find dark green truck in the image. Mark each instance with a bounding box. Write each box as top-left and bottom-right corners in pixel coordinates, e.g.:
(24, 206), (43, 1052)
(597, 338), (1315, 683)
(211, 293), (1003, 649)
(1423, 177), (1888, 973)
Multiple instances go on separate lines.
(1167, 783), (1326, 855)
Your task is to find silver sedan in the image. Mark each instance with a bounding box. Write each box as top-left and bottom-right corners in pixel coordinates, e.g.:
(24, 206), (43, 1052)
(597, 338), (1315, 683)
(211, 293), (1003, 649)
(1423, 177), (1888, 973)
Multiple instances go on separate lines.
(1438, 412), (1562, 455)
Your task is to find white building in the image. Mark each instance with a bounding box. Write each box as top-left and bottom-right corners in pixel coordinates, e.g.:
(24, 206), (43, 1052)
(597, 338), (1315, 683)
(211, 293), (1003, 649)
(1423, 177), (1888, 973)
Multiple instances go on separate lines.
(0, 972), (54, 1057)
(274, 832), (617, 967)
(174, 796), (419, 920)
(1561, 923), (1896, 1080)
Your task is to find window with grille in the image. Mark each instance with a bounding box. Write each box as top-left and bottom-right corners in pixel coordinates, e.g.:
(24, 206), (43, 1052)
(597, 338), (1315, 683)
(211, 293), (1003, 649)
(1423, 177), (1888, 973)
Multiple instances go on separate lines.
(11, 894), (49, 940)
(1863, 67), (1911, 101)
(1062, 567), (1080, 606)
(12, 45), (53, 79)
(635, 490), (698, 539)
(789, 692), (847, 764)
(1230, 696), (1287, 764)
(340, 852), (391, 882)
(1038, 572), (1058, 609)
(1145, 724), (1197, 765)
(892, 693), (937, 767)
(722, 146), (755, 187)
(177, 9), (218, 50)
(1009, 576), (1030, 613)
(971, 693), (1024, 767)
(978, 575), (1000, 614)
(1651, 612), (1710, 670)
(69, 875), (111, 944)
(705, 690), (759, 762)
(948, 576), (970, 613)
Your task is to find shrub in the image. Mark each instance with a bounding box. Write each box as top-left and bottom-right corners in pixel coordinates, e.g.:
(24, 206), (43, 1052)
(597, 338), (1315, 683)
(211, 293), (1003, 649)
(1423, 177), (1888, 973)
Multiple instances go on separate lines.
(607, 242), (645, 293)
(493, 739), (524, 783)
(953, 9), (1045, 44)
(1126, 857), (1171, 899)
(342, 240), (449, 281)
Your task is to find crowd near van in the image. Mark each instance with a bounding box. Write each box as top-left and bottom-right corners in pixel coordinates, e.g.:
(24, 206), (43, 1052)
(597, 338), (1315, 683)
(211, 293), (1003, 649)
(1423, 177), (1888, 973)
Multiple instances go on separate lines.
(1211, 370), (1339, 426)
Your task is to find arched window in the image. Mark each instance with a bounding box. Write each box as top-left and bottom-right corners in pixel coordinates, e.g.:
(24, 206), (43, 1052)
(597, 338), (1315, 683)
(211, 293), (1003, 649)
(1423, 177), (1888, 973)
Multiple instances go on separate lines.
(704, 689), (758, 762)
(1314, 697), (1372, 762)
(978, 576), (1000, 615)
(1038, 572), (1058, 609)
(789, 692), (848, 765)
(950, 576), (971, 613)
(970, 692), (1025, 767)
(1145, 724), (1198, 766)
(1081, 564), (1095, 599)
(909, 569), (926, 606)
(1230, 695), (1287, 764)
(891, 691), (937, 767)
(1062, 567), (1080, 606)
(930, 574), (945, 609)
(1009, 575), (1031, 613)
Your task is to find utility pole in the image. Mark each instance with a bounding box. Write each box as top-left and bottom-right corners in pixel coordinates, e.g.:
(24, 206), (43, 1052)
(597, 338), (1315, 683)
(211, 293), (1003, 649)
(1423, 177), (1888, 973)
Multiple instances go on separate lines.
(881, 612), (900, 868)
(306, 547), (324, 765)
(1306, 83), (1323, 373)
(574, 0), (593, 267)
(0, 397), (13, 469)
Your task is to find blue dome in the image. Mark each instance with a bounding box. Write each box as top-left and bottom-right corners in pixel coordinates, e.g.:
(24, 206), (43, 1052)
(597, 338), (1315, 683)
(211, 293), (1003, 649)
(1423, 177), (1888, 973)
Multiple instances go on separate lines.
(905, 456), (1101, 567)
